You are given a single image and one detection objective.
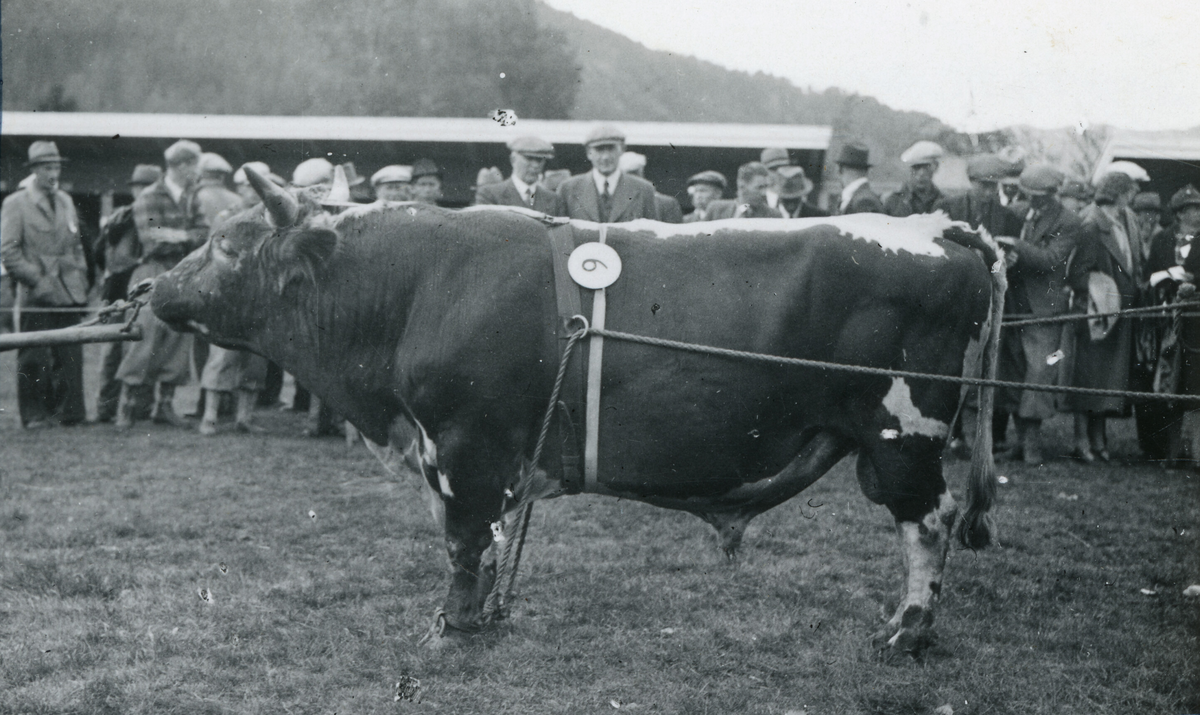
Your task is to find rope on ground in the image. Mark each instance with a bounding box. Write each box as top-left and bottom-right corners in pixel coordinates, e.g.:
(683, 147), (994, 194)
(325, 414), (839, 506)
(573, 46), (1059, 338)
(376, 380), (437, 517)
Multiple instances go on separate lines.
(588, 326), (1200, 403)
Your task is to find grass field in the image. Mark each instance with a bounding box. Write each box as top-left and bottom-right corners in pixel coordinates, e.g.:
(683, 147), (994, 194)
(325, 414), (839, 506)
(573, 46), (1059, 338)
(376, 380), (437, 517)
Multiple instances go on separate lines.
(1, 345), (1198, 714)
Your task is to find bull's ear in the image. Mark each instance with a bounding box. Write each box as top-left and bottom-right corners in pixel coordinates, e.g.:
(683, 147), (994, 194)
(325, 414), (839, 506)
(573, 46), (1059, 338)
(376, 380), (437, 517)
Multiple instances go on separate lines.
(276, 227), (338, 294)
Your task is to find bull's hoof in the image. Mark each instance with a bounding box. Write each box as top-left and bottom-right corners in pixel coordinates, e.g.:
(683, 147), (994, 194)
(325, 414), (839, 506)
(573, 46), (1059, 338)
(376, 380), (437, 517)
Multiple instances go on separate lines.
(871, 605), (935, 659)
(417, 609), (480, 649)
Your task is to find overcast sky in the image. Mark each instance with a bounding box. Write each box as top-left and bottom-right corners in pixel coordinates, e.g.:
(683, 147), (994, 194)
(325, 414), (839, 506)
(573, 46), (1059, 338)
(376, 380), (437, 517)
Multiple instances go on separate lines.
(542, 0), (1199, 133)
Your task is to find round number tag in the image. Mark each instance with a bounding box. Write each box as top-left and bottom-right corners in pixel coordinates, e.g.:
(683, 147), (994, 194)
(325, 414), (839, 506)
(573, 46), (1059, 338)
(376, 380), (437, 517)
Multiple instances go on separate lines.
(568, 242), (622, 289)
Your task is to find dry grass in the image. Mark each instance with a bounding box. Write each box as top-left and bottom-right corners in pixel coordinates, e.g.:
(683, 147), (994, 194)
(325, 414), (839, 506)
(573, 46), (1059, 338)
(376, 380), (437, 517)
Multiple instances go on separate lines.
(1, 346), (1198, 714)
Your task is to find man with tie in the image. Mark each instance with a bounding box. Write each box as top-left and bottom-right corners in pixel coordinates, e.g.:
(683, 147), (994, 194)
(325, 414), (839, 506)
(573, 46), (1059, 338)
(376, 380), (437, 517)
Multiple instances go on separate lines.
(557, 125), (659, 222)
(474, 136), (564, 215)
(1, 141), (90, 428)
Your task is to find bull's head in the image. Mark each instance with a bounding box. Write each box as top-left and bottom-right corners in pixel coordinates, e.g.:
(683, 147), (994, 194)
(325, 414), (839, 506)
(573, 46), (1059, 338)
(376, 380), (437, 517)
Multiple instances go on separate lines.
(150, 167), (339, 352)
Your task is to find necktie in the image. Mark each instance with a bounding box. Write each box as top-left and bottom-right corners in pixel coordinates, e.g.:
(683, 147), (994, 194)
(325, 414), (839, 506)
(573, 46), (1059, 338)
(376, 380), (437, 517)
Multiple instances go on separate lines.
(524, 186), (534, 206)
(599, 179), (613, 222)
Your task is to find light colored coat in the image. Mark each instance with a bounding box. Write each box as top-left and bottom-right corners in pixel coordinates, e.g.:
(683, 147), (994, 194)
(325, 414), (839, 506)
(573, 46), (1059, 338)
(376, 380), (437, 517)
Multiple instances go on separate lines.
(0, 185), (88, 306)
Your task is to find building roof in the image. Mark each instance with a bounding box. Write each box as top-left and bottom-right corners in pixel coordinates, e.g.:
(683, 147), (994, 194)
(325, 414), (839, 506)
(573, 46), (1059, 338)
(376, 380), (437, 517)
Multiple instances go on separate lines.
(1, 111), (832, 150)
(1092, 130), (1200, 183)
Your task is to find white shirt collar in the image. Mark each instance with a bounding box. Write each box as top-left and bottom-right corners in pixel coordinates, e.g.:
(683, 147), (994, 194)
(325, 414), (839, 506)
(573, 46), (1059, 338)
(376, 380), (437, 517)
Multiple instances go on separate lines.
(511, 173), (535, 200)
(840, 177), (869, 211)
(766, 190), (779, 208)
(164, 175), (186, 205)
(593, 169), (621, 196)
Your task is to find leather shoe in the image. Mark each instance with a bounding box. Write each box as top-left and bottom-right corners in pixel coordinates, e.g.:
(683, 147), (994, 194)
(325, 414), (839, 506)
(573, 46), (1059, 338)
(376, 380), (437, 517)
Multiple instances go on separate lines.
(1070, 448), (1096, 464)
(152, 403), (190, 429)
(1095, 449), (1111, 463)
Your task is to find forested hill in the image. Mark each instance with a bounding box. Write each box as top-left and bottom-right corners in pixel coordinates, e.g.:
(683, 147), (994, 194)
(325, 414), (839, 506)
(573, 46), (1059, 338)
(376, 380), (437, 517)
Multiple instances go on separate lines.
(3, 0), (959, 184)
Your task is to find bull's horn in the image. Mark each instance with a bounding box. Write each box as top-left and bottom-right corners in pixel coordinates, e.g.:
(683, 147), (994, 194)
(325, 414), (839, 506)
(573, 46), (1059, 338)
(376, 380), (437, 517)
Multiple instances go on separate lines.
(244, 164), (299, 227)
(326, 165), (351, 203)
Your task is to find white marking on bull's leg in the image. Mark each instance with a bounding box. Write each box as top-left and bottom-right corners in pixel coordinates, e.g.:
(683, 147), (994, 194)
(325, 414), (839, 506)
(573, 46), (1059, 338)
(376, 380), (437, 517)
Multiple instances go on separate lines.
(882, 378), (950, 439)
(886, 491), (957, 649)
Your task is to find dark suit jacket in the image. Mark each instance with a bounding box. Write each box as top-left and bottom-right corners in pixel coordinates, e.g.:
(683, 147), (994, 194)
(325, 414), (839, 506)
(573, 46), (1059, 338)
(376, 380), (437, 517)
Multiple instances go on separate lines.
(704, 199), (786, 220)
(474, 178), (564, 216)
(656, 193), (683, 223)
(780, 200), (829, 218)
(1008, 199), (1082, 316)
(557, 172), (659, 222)
(838, 182), (885, 215)
(935, 192), (1023, 238)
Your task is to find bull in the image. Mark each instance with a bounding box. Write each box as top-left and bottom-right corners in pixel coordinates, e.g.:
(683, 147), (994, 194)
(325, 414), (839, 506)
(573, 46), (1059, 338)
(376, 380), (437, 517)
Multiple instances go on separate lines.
(151, 168), (1003, 655)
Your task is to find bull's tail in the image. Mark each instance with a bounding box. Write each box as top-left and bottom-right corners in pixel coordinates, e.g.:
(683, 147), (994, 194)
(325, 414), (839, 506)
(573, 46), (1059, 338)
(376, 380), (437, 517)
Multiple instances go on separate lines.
(944, 223), (1005, 549)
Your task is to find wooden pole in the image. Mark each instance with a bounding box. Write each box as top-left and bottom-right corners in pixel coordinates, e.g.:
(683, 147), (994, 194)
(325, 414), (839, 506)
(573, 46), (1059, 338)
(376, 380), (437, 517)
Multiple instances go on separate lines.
(0, 323), (143, 352)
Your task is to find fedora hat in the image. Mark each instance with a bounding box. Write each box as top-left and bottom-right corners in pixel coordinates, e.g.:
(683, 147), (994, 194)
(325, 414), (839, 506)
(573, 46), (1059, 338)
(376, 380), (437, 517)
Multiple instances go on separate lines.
(776, 166), (814, 199)
(25, 141), (68, 166)
(836, 142), (871, 169)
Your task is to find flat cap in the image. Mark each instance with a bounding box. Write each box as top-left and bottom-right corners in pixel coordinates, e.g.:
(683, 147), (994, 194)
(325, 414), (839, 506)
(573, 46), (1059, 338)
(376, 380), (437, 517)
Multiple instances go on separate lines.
(760, 147), (791, 169)
(997, 146), (1026, 176)
(411, 159), (441, 180)
(371, 165), (413, 186)
(25, 140), (68, 166)
(1059, 178), (1094, 201)
(164, 140), (202, 165)
(966, 154), (1009, 182)
(508, 136), (555, 159)
(1018, 163), (1065, 195)
(1170, 184), (1200, 211)
(618, 151), (647, 173)
(1104, 160), (1150, 183)
(1133, 191), (1162, 212)
(128, 164), (163, 186)
(198, 152), (233, 175)
(585, 124), (626, 148)
(900, 140), (944, 166)
(292, 158), (334, 187)
(686, 170), (727, 190)
(1095, 170), (1137, 203)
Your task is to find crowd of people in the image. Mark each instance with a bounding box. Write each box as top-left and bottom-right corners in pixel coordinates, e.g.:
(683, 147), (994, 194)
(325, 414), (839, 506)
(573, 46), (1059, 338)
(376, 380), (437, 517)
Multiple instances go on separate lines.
(4, 125), (1200, 468)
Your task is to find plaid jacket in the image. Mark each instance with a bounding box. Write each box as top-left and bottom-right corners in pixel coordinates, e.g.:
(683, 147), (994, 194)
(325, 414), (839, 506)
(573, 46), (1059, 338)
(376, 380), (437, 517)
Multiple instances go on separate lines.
(132, 178), (208, 268)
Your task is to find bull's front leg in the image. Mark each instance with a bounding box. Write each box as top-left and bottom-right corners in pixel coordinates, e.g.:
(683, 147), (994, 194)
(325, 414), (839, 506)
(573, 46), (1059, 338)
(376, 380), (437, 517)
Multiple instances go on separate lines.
(873, 490), (958, 655)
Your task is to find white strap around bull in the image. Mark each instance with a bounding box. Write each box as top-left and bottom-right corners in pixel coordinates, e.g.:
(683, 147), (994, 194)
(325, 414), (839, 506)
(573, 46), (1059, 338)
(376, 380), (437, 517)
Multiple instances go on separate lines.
(566, 225), (622, 492)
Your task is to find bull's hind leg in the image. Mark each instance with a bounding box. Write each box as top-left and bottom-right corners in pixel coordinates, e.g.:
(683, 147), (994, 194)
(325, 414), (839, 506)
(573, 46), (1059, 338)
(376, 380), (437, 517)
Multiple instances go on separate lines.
(856, 378), (959, 656)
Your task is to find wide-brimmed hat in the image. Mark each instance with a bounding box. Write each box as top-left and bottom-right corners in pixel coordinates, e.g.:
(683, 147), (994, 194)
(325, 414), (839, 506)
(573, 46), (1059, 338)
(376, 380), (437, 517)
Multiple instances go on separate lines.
(128, 164), (163, 186)
(25, 141), (68, 166)
(1170, 185), (1200, 211)
(760, 147), (791, 170)
(776, 166), (814, 199)
(835, 143), (871, 169)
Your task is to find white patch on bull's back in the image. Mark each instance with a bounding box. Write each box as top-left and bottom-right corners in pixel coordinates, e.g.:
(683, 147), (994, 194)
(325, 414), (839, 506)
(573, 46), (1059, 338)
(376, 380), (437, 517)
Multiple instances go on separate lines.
(584, 212), (954, 258)
(882, 377), (950, 438)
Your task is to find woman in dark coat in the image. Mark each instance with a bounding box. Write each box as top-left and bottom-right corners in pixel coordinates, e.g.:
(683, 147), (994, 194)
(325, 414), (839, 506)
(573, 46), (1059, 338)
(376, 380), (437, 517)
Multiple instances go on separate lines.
(1064, 172), (1142, 461)
(1152, 185), (1200, 466)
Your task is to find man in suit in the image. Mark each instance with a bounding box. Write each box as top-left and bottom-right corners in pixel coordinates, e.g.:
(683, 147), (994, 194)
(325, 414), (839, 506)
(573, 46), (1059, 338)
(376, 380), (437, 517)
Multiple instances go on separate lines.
(682, 171), (726, 222)
(996, 163), (1083, 464)
(706, 162), (787, 219)
(115, 140), (208, 429)
(474, 136), (564, 215)
(0, 141), (90, 428)
(618, 151), (683, 223)
(411, 159), (444, 207)
(834, 142), (884, 215)
(775, 166), (827, 218)
(558, 125), (659, 222)
(885, 141), (945, 217)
